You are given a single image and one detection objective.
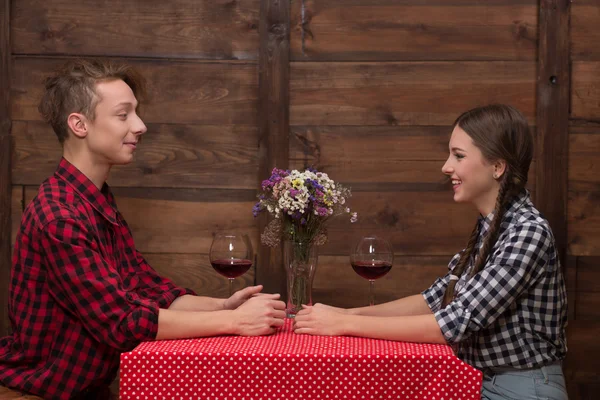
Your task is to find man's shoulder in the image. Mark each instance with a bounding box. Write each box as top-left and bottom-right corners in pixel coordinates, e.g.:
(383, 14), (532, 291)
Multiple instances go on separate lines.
(25, 175), (86, 227)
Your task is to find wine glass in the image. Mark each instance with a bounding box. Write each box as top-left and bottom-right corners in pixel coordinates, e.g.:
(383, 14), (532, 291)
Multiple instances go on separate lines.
(209, 233), (253, 297)
(350, 236), (393, 306)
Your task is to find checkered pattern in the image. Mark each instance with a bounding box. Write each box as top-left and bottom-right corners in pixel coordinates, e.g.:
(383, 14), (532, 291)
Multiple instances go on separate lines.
(422, 190), (568, 369)
(0, 158), (194, 400)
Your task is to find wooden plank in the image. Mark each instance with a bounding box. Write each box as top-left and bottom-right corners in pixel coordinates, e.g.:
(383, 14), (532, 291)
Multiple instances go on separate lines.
(25, 187), (260, 254)
(0, 137), (11, 336)
(576, 256), (600, 292)
(290, 61), (536, 126)
(568, 192), (600, 256)
(143, 253), (256, 299)
(11, 186), (22, 247)
(11, 0), (260, 60)
(290, 0), (537, 61)
(321, 191), (479, 256)
(563, 321), (600, 384)
(571, 0), (600, 61)
(575, 292), (600, 321)
(313, 255), (449, 308)
(256, 0), (290, 295)
(569, 123), (600, 192)
(12, 121), (259, 189)
(572, 62), (600, 121)
(11, 57), (258, 125)
(0, 0), (10, 336)
(0, 385), (42, 399)
(536, 0), (570, 270)
(290, 125), (537, 192)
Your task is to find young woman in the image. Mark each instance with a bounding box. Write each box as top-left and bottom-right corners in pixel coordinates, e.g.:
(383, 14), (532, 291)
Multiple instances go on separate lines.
(294, 104), (568, 400)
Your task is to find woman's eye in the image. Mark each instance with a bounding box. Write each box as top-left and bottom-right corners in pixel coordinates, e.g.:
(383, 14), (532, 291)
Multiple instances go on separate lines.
(455, 153), (464, 160)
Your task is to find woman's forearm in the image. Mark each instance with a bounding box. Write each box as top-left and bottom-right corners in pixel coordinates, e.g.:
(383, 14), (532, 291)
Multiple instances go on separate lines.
(342, 313), (446, 344)
(350, 294), (432, 317)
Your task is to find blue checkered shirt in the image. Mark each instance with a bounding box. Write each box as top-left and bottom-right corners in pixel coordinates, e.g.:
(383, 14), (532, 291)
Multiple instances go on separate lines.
(422, 190), (568, 369)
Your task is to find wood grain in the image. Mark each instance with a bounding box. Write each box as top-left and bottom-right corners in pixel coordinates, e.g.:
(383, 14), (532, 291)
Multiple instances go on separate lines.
(312, 255), (449, 308)
(11, 0), (260, 60)
(143, 253), (256, 299)
(11, 57), (258, 125)
(569, 124), (600, 192)
(571, 0), (600, 61)
(290, 61), (536, 126)
(568, 192), (600, 256)
(257, 0), (291, 295)
(572, 62), (600, 121)
(12, 121), (259, 189)
(290, 0), (537, 61)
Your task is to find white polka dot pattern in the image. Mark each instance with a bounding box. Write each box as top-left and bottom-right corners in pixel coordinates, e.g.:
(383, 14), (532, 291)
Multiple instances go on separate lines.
(119, 320), (482, 400)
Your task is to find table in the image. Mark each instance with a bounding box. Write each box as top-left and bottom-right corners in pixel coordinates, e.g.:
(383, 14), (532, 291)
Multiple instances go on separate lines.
(119, 320), (482, 400)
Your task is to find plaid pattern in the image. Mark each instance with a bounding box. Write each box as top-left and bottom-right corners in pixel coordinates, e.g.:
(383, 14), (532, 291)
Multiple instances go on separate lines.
(0, 158), (194, 400)
(422, 190), (567, 369)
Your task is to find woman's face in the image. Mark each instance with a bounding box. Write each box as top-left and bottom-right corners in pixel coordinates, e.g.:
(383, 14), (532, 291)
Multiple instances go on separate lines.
(441, 126), (500, 216)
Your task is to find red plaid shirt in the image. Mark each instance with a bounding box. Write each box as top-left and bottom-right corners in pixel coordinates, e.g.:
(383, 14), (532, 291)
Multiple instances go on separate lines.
(0, 158), (193, 399)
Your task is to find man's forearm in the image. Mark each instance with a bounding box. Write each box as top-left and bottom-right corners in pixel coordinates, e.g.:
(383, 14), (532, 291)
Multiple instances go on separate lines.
(168, 294), (225, 312)
(156, 308), (235, 340)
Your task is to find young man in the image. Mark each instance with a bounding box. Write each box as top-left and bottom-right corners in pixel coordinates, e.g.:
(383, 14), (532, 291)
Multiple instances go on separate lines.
(0, 59), (286, 400)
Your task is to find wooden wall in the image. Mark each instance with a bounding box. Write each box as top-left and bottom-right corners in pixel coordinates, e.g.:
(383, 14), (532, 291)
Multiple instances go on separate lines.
(1, 0), (598, 399)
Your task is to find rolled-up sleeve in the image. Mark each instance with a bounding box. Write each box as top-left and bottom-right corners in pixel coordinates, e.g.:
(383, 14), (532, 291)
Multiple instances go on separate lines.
(422, 252), (461, 313)
(133, 250), (196, 309)
(433, 222), (551, 344)
(41, 218), (160, 351)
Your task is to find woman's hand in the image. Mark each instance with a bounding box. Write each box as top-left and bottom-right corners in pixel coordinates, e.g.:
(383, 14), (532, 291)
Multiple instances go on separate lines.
(293, 303), (350, 336)
(223, 285), (266, 310)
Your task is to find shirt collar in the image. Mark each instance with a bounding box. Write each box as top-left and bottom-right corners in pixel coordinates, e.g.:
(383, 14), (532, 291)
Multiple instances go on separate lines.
(478, 189), (531, 236)
(54, 157), (118, 225)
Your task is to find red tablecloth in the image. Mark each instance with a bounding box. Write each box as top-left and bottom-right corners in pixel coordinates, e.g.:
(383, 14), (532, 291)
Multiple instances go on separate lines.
(120, 319), (482, 400)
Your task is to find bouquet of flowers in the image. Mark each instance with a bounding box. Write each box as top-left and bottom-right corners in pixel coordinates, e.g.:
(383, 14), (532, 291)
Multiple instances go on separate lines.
(253, 168), (357, 247)
(253, 167), (357, 316)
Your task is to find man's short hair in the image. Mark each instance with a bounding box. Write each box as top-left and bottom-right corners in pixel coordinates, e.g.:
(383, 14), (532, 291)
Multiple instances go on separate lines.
(38, 59), (147, 143)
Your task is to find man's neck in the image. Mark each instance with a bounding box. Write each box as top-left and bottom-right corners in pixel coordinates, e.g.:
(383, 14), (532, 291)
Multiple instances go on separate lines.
(62, 150), (110, 190)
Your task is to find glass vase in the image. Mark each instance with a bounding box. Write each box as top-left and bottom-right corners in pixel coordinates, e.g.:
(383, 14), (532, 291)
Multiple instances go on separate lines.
(284, 239), (318, 318)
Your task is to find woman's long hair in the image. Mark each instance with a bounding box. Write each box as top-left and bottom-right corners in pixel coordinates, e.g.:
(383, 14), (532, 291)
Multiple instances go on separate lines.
(441, 104), (533, 307)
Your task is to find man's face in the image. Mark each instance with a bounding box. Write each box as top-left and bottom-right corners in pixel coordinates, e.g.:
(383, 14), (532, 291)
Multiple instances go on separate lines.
(85, 79), (147, 166)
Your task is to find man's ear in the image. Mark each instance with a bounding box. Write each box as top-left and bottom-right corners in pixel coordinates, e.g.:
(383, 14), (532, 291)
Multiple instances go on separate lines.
(67, 113), (88, 138)
(493, 159), (507, 180)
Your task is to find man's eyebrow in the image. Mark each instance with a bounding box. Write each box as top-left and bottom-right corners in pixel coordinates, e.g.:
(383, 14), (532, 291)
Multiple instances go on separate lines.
(113, 101), (137, 109)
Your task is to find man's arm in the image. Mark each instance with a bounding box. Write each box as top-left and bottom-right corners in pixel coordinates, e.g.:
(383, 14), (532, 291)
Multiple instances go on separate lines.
(157, 294), (286, 339)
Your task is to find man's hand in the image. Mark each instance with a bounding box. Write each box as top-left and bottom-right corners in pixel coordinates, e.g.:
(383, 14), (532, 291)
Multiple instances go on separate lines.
(231, 295), (286, 336)
(223, 285), (265, 310)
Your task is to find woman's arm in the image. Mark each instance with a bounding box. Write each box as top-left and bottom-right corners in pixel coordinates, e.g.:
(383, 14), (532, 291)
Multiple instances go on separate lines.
(294, 304), (445, 344)
(347, 294), (432, 317)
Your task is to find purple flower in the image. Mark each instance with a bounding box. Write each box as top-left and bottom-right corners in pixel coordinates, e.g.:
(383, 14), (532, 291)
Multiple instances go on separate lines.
(252, 202), (263, 217)
(289, 189), (301, 198)
(317, 207), (329, 217)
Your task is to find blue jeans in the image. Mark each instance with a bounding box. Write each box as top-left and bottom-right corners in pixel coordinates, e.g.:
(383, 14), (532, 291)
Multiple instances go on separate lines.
(481, 362), (568, 400)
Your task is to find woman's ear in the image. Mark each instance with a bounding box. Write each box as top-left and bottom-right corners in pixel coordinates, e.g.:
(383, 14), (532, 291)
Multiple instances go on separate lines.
(493, 159), (507, 180)
(67, 113), (88, 139)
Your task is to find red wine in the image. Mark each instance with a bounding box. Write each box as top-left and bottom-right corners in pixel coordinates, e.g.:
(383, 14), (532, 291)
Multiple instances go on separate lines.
(211, 259), (252, 278)
(351, 261), (392, 280)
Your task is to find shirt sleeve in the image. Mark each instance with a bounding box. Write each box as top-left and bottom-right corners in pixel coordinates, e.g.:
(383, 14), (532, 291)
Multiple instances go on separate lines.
(132, 250), (196, 308)
(422, 252), (461, 313)
(433, 222), (552, 344)
(40, 217), (161, 351)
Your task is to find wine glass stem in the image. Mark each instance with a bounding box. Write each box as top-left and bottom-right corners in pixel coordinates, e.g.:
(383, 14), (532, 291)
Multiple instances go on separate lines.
(228, 278), (234, 297)
(369, 280), (375, 306)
